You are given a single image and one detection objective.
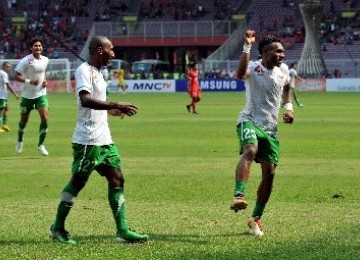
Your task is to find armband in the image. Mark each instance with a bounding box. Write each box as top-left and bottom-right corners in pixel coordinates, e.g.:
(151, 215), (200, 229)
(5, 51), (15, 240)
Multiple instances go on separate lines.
(284, 103), (294, 112)
(243, 44), (252, 54)
(25, 79), (30, 84)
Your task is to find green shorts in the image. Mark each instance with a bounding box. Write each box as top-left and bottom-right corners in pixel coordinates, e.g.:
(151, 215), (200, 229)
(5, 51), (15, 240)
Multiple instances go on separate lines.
(20, 95), (49, 115)
(0, 99), (7, 109)
(71, 143), (121, 178)
(237, 121), (280, 165)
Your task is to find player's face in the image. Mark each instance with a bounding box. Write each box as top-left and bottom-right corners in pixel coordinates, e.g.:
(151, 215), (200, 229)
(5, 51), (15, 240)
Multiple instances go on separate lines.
(3, 64), (11, 72)
(100, 40), (115, 67)
(265, 42), (285, 68)
(30, 41), (43, 57)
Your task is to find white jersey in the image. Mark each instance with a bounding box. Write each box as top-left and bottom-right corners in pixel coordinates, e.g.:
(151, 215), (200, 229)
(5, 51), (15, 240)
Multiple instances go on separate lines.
(238, 60), (290, 136)
(0, 69), (9, 99)
(289, 68), (297, 88)
(72, 62), (113, 145)
(15, 54), (49, 99)
(100, 67), (109, 81)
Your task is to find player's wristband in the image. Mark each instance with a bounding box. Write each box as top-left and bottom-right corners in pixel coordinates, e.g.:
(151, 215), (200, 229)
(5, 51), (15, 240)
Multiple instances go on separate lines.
(25, 79), (30, 84)
(284, 103), (294, 112)
(243, 44), (252, 53)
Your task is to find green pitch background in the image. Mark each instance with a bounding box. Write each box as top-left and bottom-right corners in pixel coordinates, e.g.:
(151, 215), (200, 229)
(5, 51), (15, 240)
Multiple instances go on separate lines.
(0, 92), (359, 259)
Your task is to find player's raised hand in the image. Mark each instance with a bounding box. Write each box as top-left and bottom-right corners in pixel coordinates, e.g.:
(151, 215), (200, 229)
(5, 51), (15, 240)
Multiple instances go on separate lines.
(244, 30), (256, 45)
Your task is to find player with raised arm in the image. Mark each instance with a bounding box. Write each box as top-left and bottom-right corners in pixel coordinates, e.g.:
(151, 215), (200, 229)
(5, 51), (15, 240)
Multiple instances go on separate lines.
(49, 35), (148, 244)
(230, 30), (294, 237)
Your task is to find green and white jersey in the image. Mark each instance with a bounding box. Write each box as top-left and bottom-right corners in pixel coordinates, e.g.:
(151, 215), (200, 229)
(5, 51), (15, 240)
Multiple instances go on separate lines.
(0, 69), (9, 99)
(15, 54), (49, 99)
(73, 62), (112, 145)
(289, 68), (297, 88)
(238, 60), (290, 136)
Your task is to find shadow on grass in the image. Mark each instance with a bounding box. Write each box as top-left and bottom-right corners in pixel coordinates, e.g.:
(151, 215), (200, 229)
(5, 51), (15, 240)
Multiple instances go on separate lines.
(1, 157), (44, 160)
(0, 231), (250, 246)
(73, 231), (251, 245)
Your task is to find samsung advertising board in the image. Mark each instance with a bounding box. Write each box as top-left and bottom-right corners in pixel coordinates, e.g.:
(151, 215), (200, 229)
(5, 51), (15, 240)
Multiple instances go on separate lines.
(107, 79), (245, 93)
(326, 78), (360, 92)
(176, 79), (245, 92)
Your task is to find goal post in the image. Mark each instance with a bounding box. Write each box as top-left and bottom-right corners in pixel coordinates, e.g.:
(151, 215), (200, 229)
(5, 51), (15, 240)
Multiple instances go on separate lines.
(0, 58), (73, 93)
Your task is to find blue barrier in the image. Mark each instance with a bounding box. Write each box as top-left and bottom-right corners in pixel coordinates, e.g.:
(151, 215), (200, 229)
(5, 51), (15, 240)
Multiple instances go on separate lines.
(176, 79), (245, 92)
(107, 79), (246, 93)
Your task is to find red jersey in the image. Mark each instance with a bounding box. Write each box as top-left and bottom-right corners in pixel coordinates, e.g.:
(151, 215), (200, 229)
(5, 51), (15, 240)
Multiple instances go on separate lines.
(187, 69), (201, 98)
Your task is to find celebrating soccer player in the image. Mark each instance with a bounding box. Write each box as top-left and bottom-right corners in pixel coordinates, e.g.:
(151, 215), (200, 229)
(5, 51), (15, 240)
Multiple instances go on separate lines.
(230, 29), (294, 237)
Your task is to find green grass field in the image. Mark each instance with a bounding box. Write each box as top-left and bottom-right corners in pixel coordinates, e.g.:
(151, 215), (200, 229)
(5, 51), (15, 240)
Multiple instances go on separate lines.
(0, 92), (359, 260)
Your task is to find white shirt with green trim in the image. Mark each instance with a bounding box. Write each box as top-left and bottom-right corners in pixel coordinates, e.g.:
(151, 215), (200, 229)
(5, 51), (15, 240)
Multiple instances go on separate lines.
(289, 68), (297, 88)
(15, 54), (49, 99)
(0, 69), (10, 99)
(238, 60), (290, 136)
(72, 62), (113, 145)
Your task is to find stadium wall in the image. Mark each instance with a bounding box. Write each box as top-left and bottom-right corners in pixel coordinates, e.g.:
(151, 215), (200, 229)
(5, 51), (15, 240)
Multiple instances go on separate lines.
(8, 78), (360, 93)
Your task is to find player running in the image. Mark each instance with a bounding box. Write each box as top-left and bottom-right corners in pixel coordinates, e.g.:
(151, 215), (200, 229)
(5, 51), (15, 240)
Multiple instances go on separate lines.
(14, 37), (49, 156)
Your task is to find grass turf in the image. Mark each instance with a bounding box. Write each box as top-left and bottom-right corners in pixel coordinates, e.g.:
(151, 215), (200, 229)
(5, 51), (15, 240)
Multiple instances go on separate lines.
(0, 92), (359, 259)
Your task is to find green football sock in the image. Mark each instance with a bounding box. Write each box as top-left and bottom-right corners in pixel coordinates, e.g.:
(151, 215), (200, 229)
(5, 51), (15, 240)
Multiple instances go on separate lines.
(108, 187), (128, 232)
(252, 202), (266, 219)
(234, 181), (246, 196)
(18, 121), (26, 142)
(53, 183), (81, 230)
(54, 201), (74, 230)
(3, 115), (7, 124)
(38, 122), (48, 146)
(0, 111), (3, 125)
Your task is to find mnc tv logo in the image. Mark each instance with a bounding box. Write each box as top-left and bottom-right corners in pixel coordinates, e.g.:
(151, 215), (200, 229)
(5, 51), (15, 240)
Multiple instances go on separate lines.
(132, 81), (173, 91)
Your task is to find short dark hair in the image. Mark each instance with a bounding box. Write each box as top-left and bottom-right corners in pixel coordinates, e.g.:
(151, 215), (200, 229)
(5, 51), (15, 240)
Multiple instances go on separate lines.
(258, 35), (282, 55)
(2, 61), (11, 67)
(290, 62), (297, 68)
(29, 37), (44, 48)
(188, 61), (197, 69)
(88, 35), (108, 55)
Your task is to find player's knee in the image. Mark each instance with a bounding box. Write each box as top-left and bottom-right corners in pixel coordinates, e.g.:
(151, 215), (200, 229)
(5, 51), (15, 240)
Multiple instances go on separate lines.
(118, 174), (125, 186)
(108, 172), (125, 188)
(71, 176), (88, 190)
(242, 145), (257, 160)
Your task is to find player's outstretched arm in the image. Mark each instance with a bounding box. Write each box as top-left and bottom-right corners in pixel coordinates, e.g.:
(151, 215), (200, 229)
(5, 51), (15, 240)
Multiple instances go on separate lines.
(6, 83), (19, 100)
(79, 91), (138, 117)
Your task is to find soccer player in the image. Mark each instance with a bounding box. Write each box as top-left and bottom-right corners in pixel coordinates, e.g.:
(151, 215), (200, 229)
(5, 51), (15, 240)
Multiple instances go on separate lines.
(230, 30), (294, 237)
(288, 62), (305, 107)
(0, 62), (19, 132)
(100, 65), (111, 97)
(186, 61), (201, 114)
(14, 38), (49, 156)
(49, 35), (148, 244)
(117, 64), (127, 94)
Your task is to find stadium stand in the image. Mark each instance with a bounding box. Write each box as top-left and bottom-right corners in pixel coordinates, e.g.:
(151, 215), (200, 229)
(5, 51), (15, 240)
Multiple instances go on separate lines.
(2, 0), (360, 77)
